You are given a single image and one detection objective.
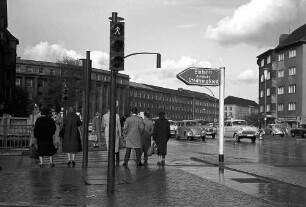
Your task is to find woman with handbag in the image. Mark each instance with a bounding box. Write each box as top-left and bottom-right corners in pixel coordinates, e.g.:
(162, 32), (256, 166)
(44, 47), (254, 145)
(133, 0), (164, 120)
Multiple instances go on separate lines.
(62, 106), (82, 167)
(34, 107), (57, 168)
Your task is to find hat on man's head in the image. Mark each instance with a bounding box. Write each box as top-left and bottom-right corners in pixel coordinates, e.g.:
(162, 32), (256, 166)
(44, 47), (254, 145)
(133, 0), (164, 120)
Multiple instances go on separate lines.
(41, 107), (50, 116)
(158, 111), (165, 117)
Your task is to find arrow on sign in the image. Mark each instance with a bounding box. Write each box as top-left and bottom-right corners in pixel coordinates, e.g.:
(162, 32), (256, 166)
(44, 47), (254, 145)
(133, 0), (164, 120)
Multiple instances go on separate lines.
(176, 67), (220, 86)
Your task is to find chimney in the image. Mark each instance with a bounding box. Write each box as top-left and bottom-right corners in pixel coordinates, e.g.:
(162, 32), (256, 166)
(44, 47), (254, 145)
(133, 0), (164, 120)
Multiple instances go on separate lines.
(279, 34), (289, 44)
(0, 0), (8, 30)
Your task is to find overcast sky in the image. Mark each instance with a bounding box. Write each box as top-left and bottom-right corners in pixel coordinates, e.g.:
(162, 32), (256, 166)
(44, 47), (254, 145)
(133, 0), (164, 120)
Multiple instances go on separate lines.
(7, 0), (306, 102)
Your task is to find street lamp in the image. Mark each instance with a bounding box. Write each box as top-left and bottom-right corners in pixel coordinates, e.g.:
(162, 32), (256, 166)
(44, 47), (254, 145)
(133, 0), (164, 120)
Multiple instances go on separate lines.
(263, 68), (268, 127)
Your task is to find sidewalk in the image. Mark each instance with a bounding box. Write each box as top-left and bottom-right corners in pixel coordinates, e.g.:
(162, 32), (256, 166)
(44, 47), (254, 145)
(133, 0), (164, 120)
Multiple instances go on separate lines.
(0, 149), (277, 207)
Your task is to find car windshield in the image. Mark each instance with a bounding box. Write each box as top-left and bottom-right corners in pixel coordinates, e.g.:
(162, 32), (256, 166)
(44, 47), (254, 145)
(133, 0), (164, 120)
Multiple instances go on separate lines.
(233, 121), (247, 126)
(186, 122), (197, 127)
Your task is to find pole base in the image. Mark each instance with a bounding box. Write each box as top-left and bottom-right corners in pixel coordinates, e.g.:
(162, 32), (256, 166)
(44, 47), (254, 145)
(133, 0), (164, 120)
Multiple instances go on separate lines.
(219, 154), (224, 164)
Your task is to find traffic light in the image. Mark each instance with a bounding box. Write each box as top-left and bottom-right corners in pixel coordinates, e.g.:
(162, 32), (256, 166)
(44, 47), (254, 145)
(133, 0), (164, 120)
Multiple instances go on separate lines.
(62, 83), (68, 101)
(109, 21), (124, 71)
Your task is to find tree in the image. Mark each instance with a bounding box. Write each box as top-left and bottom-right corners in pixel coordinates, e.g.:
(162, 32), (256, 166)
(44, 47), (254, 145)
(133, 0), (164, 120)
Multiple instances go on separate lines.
(41, 56), (84, 111)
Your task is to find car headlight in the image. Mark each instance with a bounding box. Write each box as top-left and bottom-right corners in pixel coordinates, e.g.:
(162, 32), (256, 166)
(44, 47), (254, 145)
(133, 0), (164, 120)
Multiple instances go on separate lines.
(187, 131), (193, 136)
(238, 128), (243, 133)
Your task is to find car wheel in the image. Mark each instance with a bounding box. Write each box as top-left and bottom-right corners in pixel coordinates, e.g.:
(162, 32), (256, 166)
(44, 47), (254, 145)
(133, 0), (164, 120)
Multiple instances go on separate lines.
(251, 137), (256, 143)
(234, 134), (240, 143)
(280, 134), (284, 137)
(201, 136), (206, 141)
(291, 132), (295, 137)
(302, 132), (306, 138)
(211, 134), (215, 139)
(270, 132), (274, 136)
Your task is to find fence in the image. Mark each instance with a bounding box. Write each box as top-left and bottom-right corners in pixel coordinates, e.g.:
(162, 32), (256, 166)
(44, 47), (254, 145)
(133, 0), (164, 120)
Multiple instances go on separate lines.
(0, 124), (33, 149)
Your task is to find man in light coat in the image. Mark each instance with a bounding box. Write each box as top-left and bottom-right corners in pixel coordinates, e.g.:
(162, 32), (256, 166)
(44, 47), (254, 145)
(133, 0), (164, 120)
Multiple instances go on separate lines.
(123, 108), (144, 166)
(102, 109), (122, 163)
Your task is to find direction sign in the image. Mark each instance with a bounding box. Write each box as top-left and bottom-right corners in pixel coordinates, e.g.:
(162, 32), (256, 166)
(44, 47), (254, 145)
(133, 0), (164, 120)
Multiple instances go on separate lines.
(177, 67), (220, 86)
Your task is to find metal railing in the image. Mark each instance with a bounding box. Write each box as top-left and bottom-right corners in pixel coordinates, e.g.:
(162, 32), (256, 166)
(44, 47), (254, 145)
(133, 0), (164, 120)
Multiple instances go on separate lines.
(0, 124), (33, 149)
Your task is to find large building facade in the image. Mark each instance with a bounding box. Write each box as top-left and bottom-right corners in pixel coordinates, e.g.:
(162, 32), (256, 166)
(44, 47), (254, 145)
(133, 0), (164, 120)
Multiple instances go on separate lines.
(257, 23), (306, 127)
(224, 96), (258, 121)
(15, 58), (218, 122)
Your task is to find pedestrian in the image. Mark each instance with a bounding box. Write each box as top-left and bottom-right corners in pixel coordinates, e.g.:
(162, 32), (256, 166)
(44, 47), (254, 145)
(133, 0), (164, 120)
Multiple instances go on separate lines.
(62, 106), (82, 167)
(34, 107), (57, 168)
(102, 109), (122, 163)
(92, 112), (102, 148)
(153, 111), (170, 166)
(51, 107), (62, 151)
(141, 112), (154, 165)
(123, 108), (144, 166)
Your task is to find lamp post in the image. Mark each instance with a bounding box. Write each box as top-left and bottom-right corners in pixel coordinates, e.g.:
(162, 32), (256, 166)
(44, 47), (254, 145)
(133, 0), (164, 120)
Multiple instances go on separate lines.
(263, 68), (268, 127)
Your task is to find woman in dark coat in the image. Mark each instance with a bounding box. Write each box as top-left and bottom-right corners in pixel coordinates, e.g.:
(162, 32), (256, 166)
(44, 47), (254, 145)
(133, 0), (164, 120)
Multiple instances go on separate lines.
(152, 111), (170, 166)
(62, 106), (82, 167)
(34, 107), (57, 168)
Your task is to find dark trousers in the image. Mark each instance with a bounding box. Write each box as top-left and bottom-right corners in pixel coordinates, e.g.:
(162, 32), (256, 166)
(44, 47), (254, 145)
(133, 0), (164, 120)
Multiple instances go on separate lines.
(124, 148), (141, 164)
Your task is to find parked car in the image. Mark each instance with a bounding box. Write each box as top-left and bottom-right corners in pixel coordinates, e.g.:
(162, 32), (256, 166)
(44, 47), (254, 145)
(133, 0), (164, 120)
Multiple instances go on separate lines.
(224, 119), (260, 143)
(169, 120), (178, 138)
(290, 124), (306, 138)
(263, 124), (285, 137)
(194, 119), (217, 139)
(177, 120), (206, 141)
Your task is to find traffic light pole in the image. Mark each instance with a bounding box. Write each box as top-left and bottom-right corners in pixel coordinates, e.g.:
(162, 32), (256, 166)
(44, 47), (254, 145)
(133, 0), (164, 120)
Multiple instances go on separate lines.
(124, 52), (161, 68)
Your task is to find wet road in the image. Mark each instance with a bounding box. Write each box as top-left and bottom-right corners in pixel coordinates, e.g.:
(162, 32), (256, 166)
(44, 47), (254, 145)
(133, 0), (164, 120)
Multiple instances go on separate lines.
(167, 135), (306, 207)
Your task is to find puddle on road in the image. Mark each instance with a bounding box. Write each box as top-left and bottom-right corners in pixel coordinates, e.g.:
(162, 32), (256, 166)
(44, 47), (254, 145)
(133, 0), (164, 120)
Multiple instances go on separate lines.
(178, 166), (306, 207)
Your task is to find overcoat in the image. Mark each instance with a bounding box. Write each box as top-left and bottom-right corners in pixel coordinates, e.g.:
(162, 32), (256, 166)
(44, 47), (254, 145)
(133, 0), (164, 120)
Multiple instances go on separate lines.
(123, 114), (144, 148)
(92, 115), (102, 141)
(141, 117), (154, 152)
(34, 116), (57, 156)
(102, 112), (122, 152)
(152, 117), (170, 155)
(62, 112), (82, 153)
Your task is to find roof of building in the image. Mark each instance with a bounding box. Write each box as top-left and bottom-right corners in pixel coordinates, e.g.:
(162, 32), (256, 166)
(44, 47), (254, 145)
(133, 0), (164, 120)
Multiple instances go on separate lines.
(129, 82), (156, 90)
(275, 23), (306, 50)
(225, 96), (258, 108)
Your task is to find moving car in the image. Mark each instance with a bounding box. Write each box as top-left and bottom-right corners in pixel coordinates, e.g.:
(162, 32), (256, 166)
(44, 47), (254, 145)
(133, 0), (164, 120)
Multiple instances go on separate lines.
(224, 119), (259, 143)
(263, 124), (285, 137)
(290, 124), (306, 138)
(177, 120), (206, 141)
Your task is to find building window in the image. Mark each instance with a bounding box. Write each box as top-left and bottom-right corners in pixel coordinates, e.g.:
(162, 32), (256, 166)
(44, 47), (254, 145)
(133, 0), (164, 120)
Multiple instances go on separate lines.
(230, 107), (232, 111)
(260, 59), (264, 67)
(267, 55), (271, 64)
(277, 86), (284, 95)
(289, 67), (296, 76)
(38, 68), (44, 74)
(50, 69), (55, 75)
(266, 88), (270, 96)
(260, 105), (264, 113)
(266, 71), (271, 80)
(289, 49), (296, 58)
(260, 90), (264, 98)
(25, 79), (33, 87)
(225, 106), (227, 110)
(260, 74), (264, 82)
(278, 53), (284, 61)
(288, 84), (296, 94)
(27, 92), (33, 100)
(16, 66), (21, 73)
(278, 103), (284, 111)
(266, 104), (271, 112)
(26, 67), (34, 73)
(288, 102), (296, 111)
(16, 78), (21, 86)
(278, 69), (284, 78)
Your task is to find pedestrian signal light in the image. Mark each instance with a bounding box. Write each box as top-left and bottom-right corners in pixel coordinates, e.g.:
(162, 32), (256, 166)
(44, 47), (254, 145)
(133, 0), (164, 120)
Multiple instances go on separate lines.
(110, 21), (124, 71)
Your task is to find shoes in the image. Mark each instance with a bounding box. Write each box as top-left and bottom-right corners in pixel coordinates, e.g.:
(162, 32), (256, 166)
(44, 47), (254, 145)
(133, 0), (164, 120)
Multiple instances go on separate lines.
(72, 161), (76, 167)
(123, 163), (128, 167)
(143, 160), (148, 165)
(67, 161), (71, 167)
(50, 163), (55, 168)
(39, 164), (43, 168)
(161, 160), (165, 166)
(137, 162), (144, 166)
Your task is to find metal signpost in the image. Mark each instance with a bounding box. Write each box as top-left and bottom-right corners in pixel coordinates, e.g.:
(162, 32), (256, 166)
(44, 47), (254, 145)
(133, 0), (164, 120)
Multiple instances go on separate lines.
(177, 67), (225, 164)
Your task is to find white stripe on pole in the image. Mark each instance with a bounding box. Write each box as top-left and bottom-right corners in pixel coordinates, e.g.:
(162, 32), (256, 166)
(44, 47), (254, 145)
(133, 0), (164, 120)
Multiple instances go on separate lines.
(219, 67), (225, 163)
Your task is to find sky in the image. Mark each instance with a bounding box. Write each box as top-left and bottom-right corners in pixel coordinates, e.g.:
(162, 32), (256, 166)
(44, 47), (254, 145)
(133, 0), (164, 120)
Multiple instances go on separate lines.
(7, 0), (306, 102)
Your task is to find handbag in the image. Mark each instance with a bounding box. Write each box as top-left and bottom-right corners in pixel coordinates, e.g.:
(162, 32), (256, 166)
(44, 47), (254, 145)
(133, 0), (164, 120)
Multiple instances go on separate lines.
(29, 144), (38, 159)
(119, 136), (126, 149)
(59, 127), (65, 138)
(147, 142), (158, 156)
(89, 132), (98, 141)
